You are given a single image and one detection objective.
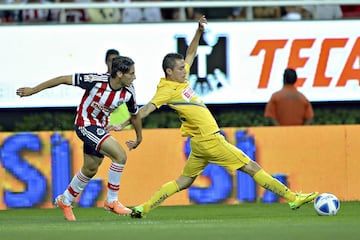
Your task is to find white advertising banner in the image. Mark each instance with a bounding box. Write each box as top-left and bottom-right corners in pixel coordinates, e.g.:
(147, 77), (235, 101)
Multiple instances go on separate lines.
(1, 20), (359, 108)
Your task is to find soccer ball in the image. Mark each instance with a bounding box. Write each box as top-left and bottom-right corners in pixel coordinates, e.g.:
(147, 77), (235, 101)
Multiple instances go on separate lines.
(314, 193), (340, 216)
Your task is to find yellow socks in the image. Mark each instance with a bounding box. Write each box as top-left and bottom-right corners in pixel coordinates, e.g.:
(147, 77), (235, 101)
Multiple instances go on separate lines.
(253, 169), (296, 202)
(142, 180), (180, 214)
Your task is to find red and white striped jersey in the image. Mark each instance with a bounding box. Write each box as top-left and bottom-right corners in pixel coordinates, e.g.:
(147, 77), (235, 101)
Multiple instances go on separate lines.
(72, 73), (139, 127)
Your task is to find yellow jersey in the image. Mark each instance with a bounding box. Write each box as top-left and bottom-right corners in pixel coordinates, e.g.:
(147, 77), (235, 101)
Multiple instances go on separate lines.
(150, 63), (220, 137)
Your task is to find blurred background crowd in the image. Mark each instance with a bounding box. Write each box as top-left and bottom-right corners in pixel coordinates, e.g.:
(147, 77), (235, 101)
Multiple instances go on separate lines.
(1, 0), (360, 24)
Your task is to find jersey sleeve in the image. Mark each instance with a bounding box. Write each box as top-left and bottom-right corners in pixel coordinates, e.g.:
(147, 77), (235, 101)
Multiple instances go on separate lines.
(125, 84), (139, 115)
(73, 73), (105, 90)
(150, 85), (173, 109)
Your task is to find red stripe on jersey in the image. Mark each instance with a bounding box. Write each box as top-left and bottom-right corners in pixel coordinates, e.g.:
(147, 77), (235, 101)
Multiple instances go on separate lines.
(120, 88), (127, 99)
(88, 83), (107, 125)
(98, 85), (116, 127)
(75, 91), (90, 126)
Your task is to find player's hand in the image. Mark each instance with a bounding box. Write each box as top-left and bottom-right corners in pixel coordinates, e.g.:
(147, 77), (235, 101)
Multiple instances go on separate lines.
(198, 15), (208, 32)
(125, 139), (141, 151)
(16, 87), (34, 97)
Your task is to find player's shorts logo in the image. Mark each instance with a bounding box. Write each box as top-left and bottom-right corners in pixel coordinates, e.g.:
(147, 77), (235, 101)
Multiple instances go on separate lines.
(96, 128), (106, 136)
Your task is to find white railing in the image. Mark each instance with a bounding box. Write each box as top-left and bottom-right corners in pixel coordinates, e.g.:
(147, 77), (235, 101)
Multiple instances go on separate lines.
(0, 0), (359, 21)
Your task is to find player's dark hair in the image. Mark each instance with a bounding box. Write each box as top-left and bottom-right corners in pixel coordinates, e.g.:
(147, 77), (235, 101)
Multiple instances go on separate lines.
(111, 56), (134, 78)
(105, 49), (120, 63)
(162, 53), (184, 76)
(283, 68), (297, 85)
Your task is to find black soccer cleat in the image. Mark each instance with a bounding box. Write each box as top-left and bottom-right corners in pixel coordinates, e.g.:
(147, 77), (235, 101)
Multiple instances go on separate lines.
(130, 206), (144, 218)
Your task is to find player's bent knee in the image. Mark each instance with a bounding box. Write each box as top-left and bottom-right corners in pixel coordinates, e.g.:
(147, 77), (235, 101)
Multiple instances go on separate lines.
(112, 154), (127, 164)
(82, 166), (98, 178)
(240, 160), (261, 176)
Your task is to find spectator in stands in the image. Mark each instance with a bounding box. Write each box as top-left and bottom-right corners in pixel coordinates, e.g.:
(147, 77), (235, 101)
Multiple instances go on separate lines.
(192, 6), (234, 20)
(17, 0), (59, 23)
(301, 4), (343, 20)
(160, 0), (182, 21)
(0, 0), (19, 23)
(264, 68), (314, 126)
(232, 6), (281, 20)
(59, 0), (88, 23)
(87, 0), (121, 23)
(341, 5), (360, 18)
(122, 0), (162, 22)
(160, 5), (193, 21)
(281, 6), (302, 20)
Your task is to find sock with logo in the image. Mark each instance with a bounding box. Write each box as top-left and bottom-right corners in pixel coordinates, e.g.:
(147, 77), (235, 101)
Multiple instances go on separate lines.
(63, 170), (90, 205)
(142, 180), (180, 214)
(253, 169), (296, 202)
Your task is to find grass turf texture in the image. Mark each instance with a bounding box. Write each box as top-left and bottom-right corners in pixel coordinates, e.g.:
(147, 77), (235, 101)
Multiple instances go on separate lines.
(0, 202), (359, 240)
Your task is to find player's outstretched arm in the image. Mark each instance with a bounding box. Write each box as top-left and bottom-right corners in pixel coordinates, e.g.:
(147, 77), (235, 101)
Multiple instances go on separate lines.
(106, 118), (131, 131)
(139, 103), (157, 119)
(106, 103), (156, 132)
(16, 75), (72, 97)
(184, 15), (207, 67)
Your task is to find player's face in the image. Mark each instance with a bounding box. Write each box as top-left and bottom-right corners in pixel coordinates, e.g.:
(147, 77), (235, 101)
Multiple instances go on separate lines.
(170, 59), (187, 82)
(121, 65), (136, 87)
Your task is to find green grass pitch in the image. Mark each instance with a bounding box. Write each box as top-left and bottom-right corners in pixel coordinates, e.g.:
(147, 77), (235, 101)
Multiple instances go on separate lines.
(0, 202), (359, 240)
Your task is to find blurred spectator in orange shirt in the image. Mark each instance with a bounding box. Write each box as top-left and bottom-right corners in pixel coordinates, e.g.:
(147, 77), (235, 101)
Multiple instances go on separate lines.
(264, 68), (314, 126)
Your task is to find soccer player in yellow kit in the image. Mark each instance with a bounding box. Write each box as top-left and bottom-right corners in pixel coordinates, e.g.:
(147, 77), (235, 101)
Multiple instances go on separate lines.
(112, 16), (318, 218)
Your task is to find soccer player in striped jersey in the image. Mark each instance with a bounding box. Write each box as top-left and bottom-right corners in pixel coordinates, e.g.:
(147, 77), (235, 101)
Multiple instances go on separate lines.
(112, 16), (318, 218)
(16, 56), (142, 221)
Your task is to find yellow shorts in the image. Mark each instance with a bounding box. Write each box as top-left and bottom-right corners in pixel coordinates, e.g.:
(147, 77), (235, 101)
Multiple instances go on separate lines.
(182, 133), (251, 177)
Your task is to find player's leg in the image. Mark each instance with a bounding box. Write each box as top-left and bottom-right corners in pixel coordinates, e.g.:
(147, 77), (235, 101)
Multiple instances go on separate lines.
(65, 153), (102, 203)
(209, 133), (318, 209)
(99, 135), (131, 215)
(240, 161), (297, 201)
(131, 175), (195, 218)
(131, 137), (207, 218)
(55, 152), (103, 221)
(54, 125), (110, 220)
(241, 161), (318, 209)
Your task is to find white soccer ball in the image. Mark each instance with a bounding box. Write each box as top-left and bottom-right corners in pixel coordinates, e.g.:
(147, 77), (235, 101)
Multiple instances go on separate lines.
(314, 193), (340, 216)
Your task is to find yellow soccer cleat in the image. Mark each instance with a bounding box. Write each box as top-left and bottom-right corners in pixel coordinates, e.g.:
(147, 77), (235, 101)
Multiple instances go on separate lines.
(289, 192), (319, 210)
